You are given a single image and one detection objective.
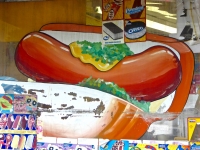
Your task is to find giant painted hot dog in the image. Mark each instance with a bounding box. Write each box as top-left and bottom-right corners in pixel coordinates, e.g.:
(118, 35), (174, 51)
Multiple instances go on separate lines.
(15, 32), (182, 102)
(14, 23), (194, 140)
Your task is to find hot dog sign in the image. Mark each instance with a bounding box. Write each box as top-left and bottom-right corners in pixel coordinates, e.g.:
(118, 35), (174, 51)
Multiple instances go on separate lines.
(10, 23), (194, 140)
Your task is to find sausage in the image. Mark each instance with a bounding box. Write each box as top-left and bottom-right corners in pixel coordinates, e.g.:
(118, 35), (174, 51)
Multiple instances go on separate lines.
(15, 32), (182, 102)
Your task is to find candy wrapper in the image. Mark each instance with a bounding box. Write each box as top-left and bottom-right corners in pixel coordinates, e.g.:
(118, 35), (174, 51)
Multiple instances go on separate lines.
(124, 0), (146, 19)
(103, 0), (124, 20)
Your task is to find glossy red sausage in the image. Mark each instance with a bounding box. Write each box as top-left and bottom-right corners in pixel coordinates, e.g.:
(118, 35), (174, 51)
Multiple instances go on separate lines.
(15, 32), (182, 102)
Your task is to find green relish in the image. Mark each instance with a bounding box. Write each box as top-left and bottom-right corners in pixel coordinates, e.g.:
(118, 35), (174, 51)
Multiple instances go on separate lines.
(76, 41), (134, 64)
(77, 77), (150, 112)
